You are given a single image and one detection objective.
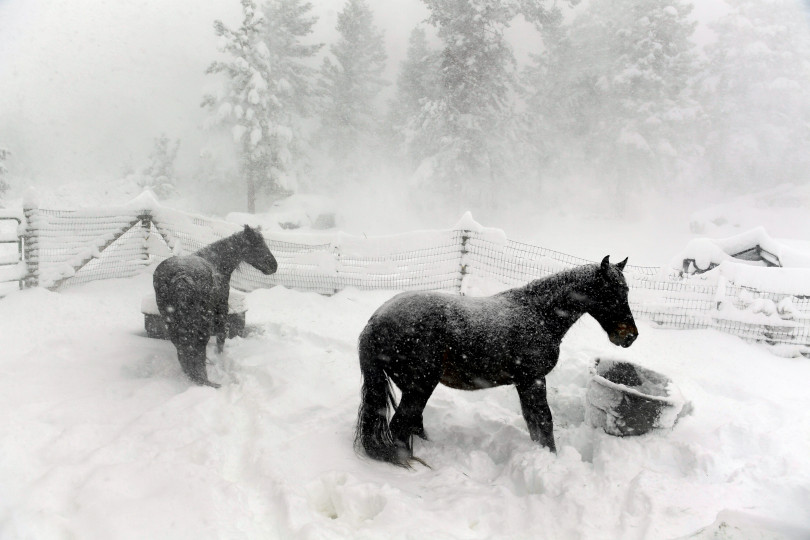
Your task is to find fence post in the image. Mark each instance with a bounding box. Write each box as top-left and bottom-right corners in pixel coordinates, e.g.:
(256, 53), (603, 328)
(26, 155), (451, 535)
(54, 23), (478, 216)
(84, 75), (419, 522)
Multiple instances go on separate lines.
(453, 212), (483, 295)
(458, 229), (470, 295)
(138, 210), (152, 263)
(22, 204), (39, 288)
(332, 240), (342, 295)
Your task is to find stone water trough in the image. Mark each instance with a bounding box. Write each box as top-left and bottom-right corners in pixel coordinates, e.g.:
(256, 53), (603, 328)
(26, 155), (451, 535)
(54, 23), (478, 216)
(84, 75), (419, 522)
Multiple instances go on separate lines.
(586, 358), (690, 437)
(141, 289), (248, 340)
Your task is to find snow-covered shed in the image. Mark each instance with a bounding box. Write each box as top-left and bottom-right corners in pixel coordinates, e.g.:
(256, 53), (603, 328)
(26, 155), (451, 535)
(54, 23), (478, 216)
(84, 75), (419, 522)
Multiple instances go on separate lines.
(674, 227), (810, 275)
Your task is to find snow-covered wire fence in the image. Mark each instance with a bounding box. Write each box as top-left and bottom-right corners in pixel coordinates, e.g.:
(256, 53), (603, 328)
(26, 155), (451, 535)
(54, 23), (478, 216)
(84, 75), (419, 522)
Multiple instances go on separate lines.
(0, 211), (25, 295)
(7, 196), (810, 355)
(23, 206), (150, 289)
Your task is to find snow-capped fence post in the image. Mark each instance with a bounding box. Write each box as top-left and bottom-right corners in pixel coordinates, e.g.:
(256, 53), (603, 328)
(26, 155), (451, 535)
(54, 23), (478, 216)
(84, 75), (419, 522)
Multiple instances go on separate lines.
(138, 210), (153, 262)
(453, 212), (484, 295)
(458, 231), (470, 295)
(332, 241), (343, 296)
(0, 210), (25, 292)
(22, 203), (39, 288)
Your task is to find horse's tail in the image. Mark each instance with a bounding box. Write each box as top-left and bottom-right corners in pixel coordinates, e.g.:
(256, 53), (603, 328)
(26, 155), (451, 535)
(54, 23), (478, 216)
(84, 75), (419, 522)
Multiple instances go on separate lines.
(354, 327), (409, 468)
(169, 273), (196, 303)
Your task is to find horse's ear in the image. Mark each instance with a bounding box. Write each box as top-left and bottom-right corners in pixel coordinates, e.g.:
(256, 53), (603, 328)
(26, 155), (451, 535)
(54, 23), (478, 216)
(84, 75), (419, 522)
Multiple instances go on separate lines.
(617, 257), (628, 271)
(601, 255), (610, 273)
(243, 224), (261, 237)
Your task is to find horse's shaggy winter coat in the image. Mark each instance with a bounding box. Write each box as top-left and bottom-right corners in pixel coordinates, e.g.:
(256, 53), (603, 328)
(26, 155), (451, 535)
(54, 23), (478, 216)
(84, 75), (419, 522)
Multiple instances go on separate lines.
(355, 256), (638, 467)
(153, 225), (277, 387)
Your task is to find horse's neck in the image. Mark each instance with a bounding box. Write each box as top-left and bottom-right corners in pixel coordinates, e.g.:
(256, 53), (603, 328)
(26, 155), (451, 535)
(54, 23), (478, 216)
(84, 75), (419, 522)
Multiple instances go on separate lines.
(524, 267), (597, 339)
(196, 238), (244, 279)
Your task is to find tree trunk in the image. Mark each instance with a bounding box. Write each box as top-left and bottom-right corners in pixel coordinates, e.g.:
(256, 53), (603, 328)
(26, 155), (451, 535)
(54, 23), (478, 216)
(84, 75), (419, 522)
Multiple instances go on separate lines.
(247, 169), (256, 214)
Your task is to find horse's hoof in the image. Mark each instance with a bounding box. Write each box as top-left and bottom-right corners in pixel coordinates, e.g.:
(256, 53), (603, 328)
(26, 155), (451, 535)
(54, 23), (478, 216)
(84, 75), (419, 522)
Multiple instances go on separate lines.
(409, 455), (432, 469)
(190, 376), (221, 389)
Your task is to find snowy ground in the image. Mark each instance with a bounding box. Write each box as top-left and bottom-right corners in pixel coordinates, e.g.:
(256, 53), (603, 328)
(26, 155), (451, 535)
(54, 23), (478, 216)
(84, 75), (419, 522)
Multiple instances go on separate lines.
(1, 268), (809, 539)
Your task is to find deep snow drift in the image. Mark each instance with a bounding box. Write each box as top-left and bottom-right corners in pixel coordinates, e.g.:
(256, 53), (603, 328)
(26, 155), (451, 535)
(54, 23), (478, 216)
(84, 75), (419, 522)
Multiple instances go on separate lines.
(1, 268), (808, 539)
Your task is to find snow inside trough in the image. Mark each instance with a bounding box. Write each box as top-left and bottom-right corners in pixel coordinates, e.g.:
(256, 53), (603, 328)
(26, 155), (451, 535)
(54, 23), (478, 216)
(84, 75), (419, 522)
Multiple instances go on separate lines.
(1, 268), (809, 539)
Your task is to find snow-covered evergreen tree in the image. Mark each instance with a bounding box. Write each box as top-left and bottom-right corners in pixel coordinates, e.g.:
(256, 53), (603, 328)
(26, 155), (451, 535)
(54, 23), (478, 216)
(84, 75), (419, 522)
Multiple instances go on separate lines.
(524, 0), (701, 205)
(262, 0), (323, 115)
(517, 9), (566, 186)
(317, 0), (388, 179)
(388, 27), (441, 167)
(411, 0), (526, 204)
(203, 0), (321, 213)
(140, 134), (180, 199)
(702, 0), (810, 191)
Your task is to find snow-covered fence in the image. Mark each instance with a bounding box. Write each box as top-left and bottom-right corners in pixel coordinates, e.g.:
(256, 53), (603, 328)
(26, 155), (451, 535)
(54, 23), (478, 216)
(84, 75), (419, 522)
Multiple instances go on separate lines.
(21, 204), (150, 289)
(459, 227), (810, 354)
(10, 198), (810, 355)
(0, 210), (25, 294)
(147, 205), (464, 295)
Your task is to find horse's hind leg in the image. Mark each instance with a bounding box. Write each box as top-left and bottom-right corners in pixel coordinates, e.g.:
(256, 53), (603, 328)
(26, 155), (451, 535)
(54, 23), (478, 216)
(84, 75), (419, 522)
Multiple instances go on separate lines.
(387, 343), (443, 460)
(389, 384), (436, 455)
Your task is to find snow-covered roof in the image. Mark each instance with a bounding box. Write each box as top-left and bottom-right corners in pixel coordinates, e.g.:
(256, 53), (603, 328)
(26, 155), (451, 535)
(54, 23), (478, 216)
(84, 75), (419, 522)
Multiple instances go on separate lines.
(673, 227), (810, 274)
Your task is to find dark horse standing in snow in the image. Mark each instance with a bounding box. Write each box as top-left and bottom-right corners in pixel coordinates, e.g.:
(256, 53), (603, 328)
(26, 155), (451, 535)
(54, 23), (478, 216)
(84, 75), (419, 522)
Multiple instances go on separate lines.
(153, 225), (277, 387)
(355, 256), (638, 467)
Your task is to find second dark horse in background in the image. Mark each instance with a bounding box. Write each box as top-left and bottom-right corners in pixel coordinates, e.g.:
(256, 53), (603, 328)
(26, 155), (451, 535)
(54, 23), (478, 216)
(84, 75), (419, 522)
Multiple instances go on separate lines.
(153, 225), (277, 387)
(355, 256), (638, 467)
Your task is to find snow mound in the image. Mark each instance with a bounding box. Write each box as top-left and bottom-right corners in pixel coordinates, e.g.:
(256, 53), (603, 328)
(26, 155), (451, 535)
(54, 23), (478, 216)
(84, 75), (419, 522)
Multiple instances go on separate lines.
(682, 509), (810, 539)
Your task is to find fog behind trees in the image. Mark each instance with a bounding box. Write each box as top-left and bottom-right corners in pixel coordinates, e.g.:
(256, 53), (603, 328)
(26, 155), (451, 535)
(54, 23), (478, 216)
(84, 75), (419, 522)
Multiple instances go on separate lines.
(1, 0), (809, 232)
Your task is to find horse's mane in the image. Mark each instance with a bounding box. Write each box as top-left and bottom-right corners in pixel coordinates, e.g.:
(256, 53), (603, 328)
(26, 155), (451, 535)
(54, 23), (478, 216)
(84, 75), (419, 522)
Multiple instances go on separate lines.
(528, 264), (601, 294)
(498, 263), (605, 310)
(195, 228), (247, 258)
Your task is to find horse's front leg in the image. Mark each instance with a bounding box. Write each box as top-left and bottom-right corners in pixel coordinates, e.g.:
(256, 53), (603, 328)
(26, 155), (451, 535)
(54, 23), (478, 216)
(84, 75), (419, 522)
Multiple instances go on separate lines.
(515, 377), (556, 453)
(214, 299), (228, 353)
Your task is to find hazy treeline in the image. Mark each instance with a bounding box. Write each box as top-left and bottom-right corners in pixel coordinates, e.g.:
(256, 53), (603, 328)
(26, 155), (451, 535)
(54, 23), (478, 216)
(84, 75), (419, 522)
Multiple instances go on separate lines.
(6, 0), (808, 217)
(196, 0), (808, 214)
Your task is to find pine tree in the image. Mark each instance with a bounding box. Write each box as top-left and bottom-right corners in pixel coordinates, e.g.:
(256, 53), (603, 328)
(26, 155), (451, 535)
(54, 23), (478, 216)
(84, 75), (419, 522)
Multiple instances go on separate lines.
(203, 0), (321, 213)
(388, 26), (441, 167)
(412, 0), (525, 204)
(262, 0), (323, 116)
(703, 0), (810, 191)
(317, 0), (388, 178)
(518, 9), (567, 184)
(605, 0), (701, 193)
(527, 0), (702, 203)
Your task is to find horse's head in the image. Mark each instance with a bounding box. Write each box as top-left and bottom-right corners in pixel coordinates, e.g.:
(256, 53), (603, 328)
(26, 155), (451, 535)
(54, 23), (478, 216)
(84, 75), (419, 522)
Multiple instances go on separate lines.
(585, 256), (638, 348)
(242, 225), (278, 275)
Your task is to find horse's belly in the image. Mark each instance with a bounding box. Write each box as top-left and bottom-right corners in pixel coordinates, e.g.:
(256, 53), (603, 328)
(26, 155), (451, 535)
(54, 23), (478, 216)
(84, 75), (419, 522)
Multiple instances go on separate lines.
(439, 358), (514, 390)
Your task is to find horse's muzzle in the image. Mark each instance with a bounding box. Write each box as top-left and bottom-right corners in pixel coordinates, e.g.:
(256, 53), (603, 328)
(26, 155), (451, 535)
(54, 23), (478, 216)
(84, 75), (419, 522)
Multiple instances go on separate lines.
(609, 323), (638, 348)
